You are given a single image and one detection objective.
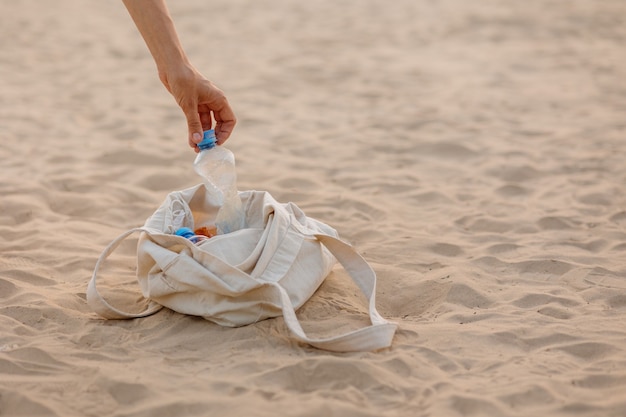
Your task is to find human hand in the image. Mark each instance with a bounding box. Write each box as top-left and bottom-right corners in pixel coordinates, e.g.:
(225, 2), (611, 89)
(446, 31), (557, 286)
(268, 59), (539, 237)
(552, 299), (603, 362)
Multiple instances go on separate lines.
(160, 65), (236, 151)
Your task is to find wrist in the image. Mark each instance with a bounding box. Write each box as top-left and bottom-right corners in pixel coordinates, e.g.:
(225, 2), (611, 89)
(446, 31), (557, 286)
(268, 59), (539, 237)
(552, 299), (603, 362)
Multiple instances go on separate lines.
(158, 61), (202, 97)
(159, 60), (196, 82)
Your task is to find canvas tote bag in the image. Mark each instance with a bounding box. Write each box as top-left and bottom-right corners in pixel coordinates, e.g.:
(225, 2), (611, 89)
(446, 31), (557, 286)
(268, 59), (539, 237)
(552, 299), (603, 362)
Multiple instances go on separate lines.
(87, 184), (397, 352)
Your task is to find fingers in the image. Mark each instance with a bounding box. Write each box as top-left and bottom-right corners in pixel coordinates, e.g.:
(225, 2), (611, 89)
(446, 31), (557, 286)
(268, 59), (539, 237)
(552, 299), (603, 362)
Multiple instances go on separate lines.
(213, 100), (237, 145)
(182, 101), (205, 151)
(199, 111), (213, 131)
(171, 69), (236, 150)
(196, 85), (236, 145)
(184, 102), (236, 150)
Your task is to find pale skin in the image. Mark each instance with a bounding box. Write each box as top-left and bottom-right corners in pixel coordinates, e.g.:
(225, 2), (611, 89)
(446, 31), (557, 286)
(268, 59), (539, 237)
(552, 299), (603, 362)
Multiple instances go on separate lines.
(122, 0), (236, 150)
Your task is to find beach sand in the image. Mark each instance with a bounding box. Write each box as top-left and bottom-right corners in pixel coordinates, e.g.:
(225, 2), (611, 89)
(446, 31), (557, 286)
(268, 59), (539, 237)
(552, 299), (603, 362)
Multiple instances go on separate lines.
(2, 0), (626, 415)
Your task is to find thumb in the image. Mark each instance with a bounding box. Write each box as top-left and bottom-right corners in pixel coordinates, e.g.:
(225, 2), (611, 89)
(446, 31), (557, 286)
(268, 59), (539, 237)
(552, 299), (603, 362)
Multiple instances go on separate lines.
(184, 109), (204, 149)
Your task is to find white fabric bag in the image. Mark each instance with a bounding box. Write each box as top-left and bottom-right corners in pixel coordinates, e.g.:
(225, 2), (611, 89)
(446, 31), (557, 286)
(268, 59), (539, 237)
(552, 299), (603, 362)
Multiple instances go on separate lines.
(87, 184), (397, 352)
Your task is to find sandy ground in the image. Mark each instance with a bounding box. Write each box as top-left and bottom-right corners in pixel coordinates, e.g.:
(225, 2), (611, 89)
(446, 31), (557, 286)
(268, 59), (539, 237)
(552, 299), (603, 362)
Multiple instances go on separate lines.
(2, 0), (626, 416)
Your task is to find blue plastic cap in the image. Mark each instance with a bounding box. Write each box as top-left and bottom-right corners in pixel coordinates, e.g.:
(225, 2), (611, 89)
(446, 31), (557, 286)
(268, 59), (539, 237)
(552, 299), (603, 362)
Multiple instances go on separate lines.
(174, 227), (195, 239)
(197, 130), (216, 150)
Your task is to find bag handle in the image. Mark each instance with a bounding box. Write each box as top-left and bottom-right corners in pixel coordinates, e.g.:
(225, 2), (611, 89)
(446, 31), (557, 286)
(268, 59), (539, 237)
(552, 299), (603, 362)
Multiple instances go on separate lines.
(87, 228), (163, 319)
(88, 229), (397, 351)
(273, 233), (397, 352)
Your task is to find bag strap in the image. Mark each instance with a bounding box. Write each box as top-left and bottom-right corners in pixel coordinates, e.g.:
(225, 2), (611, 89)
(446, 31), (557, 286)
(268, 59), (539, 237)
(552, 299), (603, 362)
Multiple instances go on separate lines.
(88, 229), (397, 351)
(273, 233), (397, 352)
(87, 228), (163, 319)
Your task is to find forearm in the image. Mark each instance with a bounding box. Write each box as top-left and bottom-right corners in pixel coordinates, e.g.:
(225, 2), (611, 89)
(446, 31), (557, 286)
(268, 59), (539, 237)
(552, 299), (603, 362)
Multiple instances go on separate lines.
(122, 0), (237, 145)
(122, 0), (190, 75)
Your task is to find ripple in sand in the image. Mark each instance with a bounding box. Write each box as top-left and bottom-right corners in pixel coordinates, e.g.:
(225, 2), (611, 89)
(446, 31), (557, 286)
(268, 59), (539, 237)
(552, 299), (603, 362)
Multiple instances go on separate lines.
(537, 306), (574, 320)
(455, 215), (515, 234)
(485, 164), (542, 182)
(495, 183), (531, 197)
(512, 293), (580, 309)
(555, 342), (618, 361)
(417, 141), (479, 159)
(0, 391), (57, 417)
(429, 242), (464, 257)
(571, 374), (626, 389)
(410, 190), (454, 205)
(607, 294), (626, 310)
(486, 243), (523, 255)
(537, 216), (576, 230)
(0, 277), (19, 298)
(450, 395), (504, 416)
(576, 191), (613, 206)
(498, 384), (556, 409)
(474, 256), (575, 279)
(444, 283), (493, 309)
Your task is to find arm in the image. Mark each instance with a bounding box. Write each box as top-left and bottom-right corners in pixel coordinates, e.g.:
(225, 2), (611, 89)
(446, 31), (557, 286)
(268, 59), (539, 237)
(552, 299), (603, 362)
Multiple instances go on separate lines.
(122, 0), (236, 148)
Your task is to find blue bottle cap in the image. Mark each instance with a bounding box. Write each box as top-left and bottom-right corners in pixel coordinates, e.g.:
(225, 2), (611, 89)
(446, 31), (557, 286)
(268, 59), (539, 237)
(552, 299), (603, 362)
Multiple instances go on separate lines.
(174, 227), (195, 239)
(197, 130), (216, 151)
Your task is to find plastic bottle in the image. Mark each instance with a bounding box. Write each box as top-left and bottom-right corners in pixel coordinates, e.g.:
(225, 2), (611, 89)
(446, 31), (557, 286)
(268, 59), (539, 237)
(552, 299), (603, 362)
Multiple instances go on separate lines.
(174, 227), (208, 244)
(174, 227), (196, 240)
(193, 130), (246, 234)
(174, 227), (198, 243)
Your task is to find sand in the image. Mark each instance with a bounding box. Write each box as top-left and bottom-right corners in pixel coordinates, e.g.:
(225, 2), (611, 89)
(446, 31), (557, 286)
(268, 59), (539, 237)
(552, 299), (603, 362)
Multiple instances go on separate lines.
(2, 0), (626, 415)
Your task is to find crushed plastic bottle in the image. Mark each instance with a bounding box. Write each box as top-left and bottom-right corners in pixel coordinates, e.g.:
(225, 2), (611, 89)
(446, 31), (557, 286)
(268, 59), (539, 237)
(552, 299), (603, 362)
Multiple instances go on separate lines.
(193, 130), (247, 234)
